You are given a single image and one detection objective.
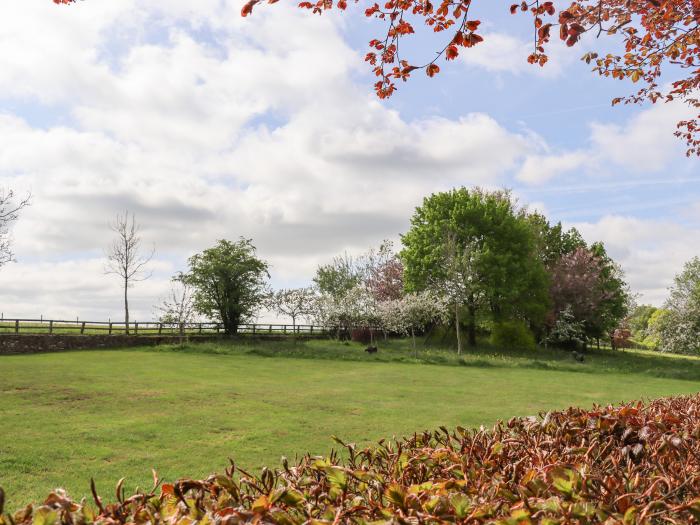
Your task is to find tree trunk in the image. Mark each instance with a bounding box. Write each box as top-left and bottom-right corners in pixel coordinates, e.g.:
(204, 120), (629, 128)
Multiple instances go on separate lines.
(124, 278), (130, 335)
(411, 327), (417, 358)
(467, 298), (477, 347)
(455, 302), (463, 355)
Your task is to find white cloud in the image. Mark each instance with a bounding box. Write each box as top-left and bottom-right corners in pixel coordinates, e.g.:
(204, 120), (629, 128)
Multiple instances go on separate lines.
(590, 101), (692, 172)
(460, 32), (574, 77)
(572, 215), (699, 306)
(0, 2), (543, 320)
(517, 151), (587, 184)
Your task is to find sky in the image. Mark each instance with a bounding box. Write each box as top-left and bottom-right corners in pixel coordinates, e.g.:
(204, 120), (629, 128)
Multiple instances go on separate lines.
(0, 0), (698, 322)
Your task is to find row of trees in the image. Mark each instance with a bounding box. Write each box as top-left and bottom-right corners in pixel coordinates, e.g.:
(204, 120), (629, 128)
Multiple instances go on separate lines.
(90, 198), (700, 356)
(205, 188), (630, 352)
(628, 257), (700, 355)
(310, 188), (630, 353)
(1, 186), (632, 351)
(105, 188), (634, 350)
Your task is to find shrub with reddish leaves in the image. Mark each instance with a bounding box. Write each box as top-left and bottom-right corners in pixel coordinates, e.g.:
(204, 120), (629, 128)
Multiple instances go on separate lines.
(4, 395), (700, 524)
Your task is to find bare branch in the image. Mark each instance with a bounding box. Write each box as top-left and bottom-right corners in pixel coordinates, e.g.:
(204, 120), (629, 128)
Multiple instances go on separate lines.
(105, 210), (154, 333)
(0, 188), (31, 268)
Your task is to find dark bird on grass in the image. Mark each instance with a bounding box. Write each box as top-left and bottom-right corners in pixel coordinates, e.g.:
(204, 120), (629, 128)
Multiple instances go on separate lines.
(365, 346), (378, 354)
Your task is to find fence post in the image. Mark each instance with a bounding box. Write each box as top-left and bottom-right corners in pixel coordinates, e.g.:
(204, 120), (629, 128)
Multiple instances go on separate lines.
(134, 323), (139, 335)
(158, 323), (163, 335)
(49, 320), (53, 335)
(198, 323), (203, 335)
(15, 319), (19, 334)
(80, 322), (86, 335)
(252, 324), (256, 335)
(108, 322), (113, 335)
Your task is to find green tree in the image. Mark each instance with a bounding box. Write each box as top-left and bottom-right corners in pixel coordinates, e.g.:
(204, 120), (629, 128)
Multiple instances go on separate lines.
(184, 238), (269, 335)
(524, 212), (586, 269)
(655, 257), (700, 354)
(628, 304), (658, 339)
(313, 253), (362, 300)
(401, 187), (548, 353)
(588, 242), (631, 342)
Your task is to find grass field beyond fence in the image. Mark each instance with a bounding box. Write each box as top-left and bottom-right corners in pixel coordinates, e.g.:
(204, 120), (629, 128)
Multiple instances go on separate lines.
(0, 318), (330, 336)
(1, 338), (700, 510)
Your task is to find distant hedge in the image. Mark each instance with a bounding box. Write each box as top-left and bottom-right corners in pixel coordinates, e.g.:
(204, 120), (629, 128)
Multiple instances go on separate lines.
(3, 395), (700, 524)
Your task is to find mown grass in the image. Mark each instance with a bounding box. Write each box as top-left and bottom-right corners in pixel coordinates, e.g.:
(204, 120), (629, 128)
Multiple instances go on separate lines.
(1, 338), (699, 509)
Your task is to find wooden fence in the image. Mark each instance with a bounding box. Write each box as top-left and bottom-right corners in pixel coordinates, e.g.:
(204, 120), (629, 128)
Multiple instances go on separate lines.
(0, 318), (333, 337)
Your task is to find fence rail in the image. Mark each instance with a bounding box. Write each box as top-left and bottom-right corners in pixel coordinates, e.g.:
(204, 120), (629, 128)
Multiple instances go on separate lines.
(0, 318), (333, 337)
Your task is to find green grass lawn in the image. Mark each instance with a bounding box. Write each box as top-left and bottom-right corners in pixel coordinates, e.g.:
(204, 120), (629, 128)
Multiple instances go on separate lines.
(1, 338), (699, 509)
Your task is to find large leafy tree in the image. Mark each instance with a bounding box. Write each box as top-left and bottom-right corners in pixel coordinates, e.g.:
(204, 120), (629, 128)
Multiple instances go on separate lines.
(401, 187), (549, 352)
(525, 212), (586, 269)
(588, 241), (631, 339)
(548, 244), (630, 345)
(655, 256), (700, 354)
(184, 238), (270, 335)
(54, 0), (700, 154)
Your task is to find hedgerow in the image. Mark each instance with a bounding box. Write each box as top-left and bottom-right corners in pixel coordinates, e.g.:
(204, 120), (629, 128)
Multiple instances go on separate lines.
(3, 395), (700, 524)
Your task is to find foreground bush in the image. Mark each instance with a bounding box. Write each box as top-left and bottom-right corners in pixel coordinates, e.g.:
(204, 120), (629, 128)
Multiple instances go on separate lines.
(490, 320), (536, 351)
(4, 395), (700, 524)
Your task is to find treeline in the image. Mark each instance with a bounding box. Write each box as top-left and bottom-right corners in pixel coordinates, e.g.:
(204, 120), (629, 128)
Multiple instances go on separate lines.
(627, 257), (700, 355)
(159, 187), (632, 353)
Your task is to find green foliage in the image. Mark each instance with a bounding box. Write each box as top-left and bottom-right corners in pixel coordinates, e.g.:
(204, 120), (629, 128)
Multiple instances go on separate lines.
(628, 304), (658, 338)
(183, 238), (269, 335)
(490, 320), (536, 351)
(524, 212), (586, 268)
(401, 187), (549, 349)
(5, 395), (700, 524)
(588, 242), (631, 336)
(655, 257), (700, 354)
(545, 305), (586, 349)
(644, 308), (670, 348)
(313, 253), (362, 300)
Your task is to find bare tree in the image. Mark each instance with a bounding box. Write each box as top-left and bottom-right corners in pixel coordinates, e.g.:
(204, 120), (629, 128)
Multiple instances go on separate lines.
(427, 230), (481, 355)
(0, 188), (31, 268)
(105, 211), (154, 334)
(155, 273), (196, 343)
(267, 287), (317, 330)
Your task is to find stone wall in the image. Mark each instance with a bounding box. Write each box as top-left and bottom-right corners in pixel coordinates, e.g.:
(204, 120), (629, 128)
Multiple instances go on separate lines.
(0, 334), (220, 355)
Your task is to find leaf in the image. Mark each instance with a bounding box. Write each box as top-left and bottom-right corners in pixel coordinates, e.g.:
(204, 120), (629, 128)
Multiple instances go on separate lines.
(466, 20), (480, 31)
(241, 0), (258, 17)
(324, 467), (347, 490)
(446, 45), (459, 61)
(32, 508), (58, 525)
(426, 64), (440, 77)
(451, 494), (471, 517)
(384, 484), (407, 510)
(251, 495), (269, 513)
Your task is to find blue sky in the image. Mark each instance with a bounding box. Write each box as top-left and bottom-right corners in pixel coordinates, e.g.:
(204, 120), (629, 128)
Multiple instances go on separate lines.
(0, 0), (698, 320)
